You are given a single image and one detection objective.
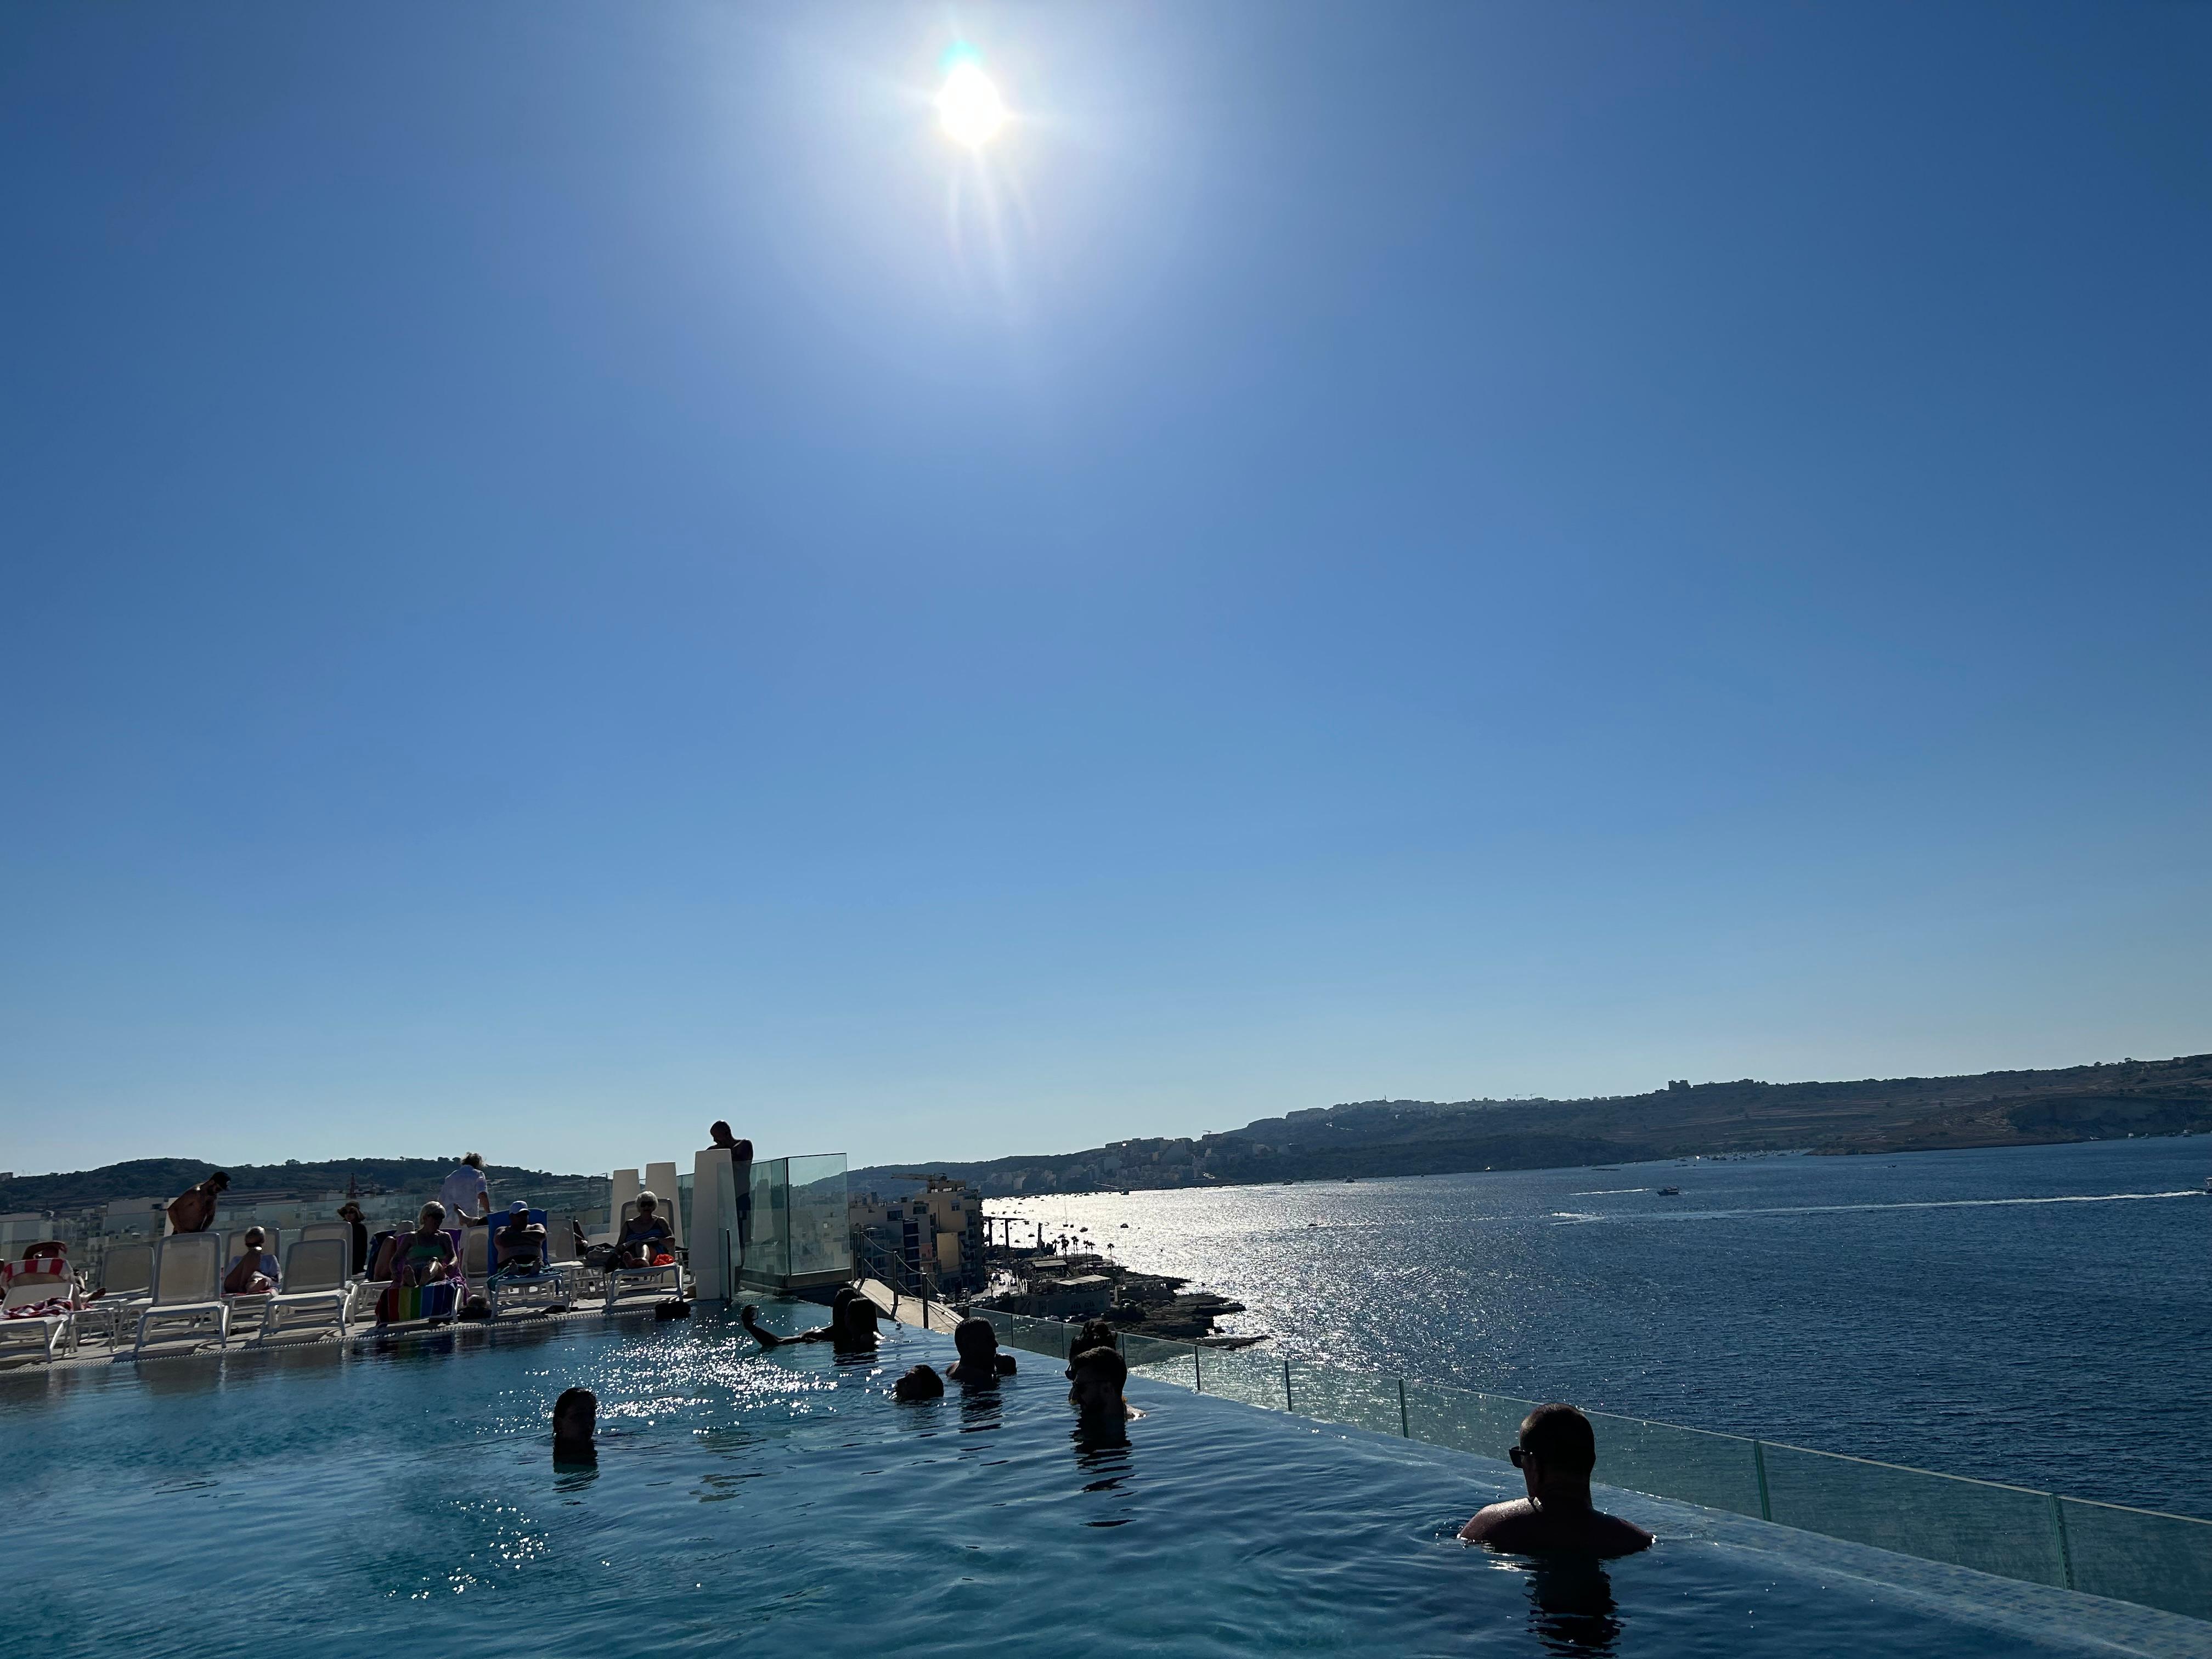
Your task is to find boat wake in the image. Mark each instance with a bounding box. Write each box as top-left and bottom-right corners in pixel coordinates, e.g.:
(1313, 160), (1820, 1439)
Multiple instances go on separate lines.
(1632, 1190), (2202, 1223)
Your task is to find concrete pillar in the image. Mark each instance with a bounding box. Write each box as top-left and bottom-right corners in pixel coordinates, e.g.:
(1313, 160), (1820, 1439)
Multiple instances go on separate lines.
(610, 1167), (640, 1239)
(690, 1148), (737, 1301)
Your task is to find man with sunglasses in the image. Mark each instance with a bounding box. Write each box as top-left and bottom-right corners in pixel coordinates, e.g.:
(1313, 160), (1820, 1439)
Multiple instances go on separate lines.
(1459, 1403), (1653, 1556)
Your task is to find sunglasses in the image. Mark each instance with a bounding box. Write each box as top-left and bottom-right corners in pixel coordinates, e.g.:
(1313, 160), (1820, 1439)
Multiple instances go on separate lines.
(1509, 1446), (1532, 1469)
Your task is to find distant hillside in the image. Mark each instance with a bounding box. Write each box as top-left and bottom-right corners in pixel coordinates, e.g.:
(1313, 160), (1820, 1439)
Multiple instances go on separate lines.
(0, 1156), (597, 1215)
(854, 1052), (2212, 1198)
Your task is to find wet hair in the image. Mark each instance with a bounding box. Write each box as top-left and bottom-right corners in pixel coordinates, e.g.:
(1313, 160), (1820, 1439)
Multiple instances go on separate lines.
(893, 1365), (944, 1402)
(1075, 1319), (1118, 1354)
(953, 1318), (999, 1363)
(1070, 1345), (1127, 1393)
(1519, 1403), (1597, 1477)
(552, 1387), (596, 1439)
(463, 1153), (484, 1170)
(838, 1298), (879, 1339)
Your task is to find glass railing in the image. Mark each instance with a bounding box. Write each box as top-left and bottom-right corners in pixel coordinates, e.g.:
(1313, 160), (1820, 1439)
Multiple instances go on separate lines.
(735, 1155), (852, 1288)
(962, 1306), (2212, 1623)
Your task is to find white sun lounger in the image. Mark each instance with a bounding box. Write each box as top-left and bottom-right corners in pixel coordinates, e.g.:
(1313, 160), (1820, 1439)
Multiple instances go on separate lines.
(0, 1257), (80, 1363)
(603, 1201), (685, 1311)
(133, 1232), (230, 1358)
(81, 1241), (155, 1346)
(257, 1238), (351, 1344)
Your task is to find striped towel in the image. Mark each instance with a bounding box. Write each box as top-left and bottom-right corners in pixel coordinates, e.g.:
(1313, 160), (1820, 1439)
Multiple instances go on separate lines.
(374, 1275), (467, 1325)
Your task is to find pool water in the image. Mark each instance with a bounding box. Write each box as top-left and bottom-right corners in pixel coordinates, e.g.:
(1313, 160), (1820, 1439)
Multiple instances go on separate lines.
(4, 1306), (2200, 1657)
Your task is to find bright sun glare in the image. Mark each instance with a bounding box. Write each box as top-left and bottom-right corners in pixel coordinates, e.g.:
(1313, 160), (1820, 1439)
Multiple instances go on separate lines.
(938, 61), (1007, 148)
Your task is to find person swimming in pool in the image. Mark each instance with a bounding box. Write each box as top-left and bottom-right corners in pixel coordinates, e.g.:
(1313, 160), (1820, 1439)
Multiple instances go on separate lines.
(945, 1317), (1017, 1384)
(552, 1387), (597, 1465)
(893, 1364), (944, 1401)
(1067, 1344), (1139, 1428)
(740, 1294), (879, 1351)
(1459, 1403), (1654, 1558)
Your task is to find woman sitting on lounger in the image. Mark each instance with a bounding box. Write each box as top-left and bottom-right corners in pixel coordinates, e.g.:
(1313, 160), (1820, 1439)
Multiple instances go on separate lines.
(615, 1192), (674, 1268)
(223, 1227), (279, 1296)
(391, 1201), (457, 1287)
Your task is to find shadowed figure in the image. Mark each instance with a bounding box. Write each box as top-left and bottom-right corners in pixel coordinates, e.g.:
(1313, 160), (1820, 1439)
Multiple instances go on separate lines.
(1460, 1404), (1654, 1559)
(946, 1317), (1017, 1384)
(1525, 1560), (1622, 1655)
(741, 1294), (879, 1352)
(552, 1386), (597, 1469)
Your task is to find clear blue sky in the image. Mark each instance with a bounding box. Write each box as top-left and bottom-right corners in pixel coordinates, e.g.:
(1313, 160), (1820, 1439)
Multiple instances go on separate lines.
(3, 3), (2207, 1179)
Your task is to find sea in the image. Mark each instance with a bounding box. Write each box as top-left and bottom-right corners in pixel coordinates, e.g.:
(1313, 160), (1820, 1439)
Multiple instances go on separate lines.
(989, 1135), (2212, 1519)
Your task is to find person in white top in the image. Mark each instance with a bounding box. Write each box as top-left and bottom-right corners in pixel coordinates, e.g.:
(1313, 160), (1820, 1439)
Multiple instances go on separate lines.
(437, 1153), (491, 1224)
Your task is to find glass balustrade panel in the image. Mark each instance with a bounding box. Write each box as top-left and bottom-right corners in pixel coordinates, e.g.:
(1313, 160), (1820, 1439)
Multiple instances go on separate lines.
(2056, 1497), (2212, 1621)
(1761, 1442), (2068, 1586)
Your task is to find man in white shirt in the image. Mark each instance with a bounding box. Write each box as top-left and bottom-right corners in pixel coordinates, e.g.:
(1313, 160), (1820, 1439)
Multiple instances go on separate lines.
(438, 1153), (491, 1225)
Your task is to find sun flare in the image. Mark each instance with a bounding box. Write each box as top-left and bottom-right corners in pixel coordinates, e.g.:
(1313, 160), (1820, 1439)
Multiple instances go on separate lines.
(938, 61), (1007, 148)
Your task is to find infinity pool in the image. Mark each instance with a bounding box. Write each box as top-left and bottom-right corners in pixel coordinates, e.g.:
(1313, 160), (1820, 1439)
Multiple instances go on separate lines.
(4, 1307), (2199, 1657)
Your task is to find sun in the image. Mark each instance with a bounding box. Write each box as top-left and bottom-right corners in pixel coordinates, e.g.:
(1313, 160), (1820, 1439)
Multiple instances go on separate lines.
(938, 60), (1007, 148)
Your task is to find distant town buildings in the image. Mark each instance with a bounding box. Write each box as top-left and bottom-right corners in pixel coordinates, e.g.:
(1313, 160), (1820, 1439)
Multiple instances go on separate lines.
(849, 1175), (986, 1293)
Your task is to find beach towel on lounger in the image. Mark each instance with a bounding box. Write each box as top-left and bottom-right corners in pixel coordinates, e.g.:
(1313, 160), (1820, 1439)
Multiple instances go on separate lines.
(375, 1276), (464, 1324)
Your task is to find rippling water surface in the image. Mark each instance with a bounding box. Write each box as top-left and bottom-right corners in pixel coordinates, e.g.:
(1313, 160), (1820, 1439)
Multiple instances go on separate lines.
(993, 1137), (2212, 1515)
(4, 1305), (2191, 1657)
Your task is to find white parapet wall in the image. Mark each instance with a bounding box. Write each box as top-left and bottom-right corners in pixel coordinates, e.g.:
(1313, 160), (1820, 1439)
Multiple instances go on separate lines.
(644, 1161), (681, 1246)
(689, 1147), (737, 1301)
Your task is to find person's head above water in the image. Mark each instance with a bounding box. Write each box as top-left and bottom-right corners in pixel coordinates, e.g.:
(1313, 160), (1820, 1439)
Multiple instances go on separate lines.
(835, 1296), (879, 1345)
(552, 1387), (597, 1443)
(1513, 1403), (1598, 1493)
(1067, 1345), (1129, 1420)
(1459, 1402), (1654, 1557)
(893, 1364), (944, 1402)
(949, 1316), (1012, 1377)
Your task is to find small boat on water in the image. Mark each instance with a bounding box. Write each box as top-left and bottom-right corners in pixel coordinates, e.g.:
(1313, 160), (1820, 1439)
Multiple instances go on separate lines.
(2201, 1177), (2211, 1195)
(1657, 1186), (1683, 1196)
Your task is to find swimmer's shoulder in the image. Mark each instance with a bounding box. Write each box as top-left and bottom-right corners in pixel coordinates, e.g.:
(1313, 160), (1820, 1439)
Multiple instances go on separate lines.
(1459, 1498), (1538, 1545)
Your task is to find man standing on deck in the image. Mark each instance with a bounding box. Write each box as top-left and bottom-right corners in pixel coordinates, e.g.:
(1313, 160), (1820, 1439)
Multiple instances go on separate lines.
(1460, 1404), (1654, 1557)
(167, 1171), (229, 1233)
(438, 1153), (492, 1225)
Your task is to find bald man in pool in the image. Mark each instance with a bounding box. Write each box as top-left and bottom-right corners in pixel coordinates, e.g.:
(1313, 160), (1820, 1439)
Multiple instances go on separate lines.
(1460, 1403), (1654, 1558)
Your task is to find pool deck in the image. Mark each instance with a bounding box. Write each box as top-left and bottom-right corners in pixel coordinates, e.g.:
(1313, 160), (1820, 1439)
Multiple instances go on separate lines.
(2, 1279), (872, 1374)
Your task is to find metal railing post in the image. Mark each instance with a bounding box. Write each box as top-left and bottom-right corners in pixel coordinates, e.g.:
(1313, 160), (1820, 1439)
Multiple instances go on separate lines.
(1753, 1440), (1773, 1522)
(1398, 1375), (1410, 1437)
(1284, 1357), (1294, 1413)
(1194, 1347), (1203, 1391)
(2050, 1492), (2076, 1590)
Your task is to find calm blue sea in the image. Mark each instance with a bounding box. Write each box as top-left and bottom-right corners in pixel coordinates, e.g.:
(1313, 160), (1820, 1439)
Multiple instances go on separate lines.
(992, 1136), (2212, 1517)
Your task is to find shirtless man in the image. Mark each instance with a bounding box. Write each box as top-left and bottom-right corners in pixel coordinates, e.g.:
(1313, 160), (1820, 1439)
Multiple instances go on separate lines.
(167, 1171), (229, 1234)
(1460, 1403), (1654, 1557)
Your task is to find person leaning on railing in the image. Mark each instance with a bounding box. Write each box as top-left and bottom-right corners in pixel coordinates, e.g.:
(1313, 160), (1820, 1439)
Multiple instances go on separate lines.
(1460, 1404), (1653, 1558)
